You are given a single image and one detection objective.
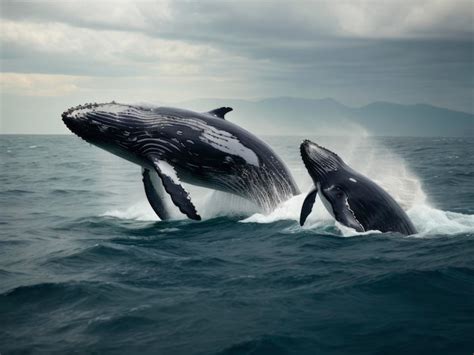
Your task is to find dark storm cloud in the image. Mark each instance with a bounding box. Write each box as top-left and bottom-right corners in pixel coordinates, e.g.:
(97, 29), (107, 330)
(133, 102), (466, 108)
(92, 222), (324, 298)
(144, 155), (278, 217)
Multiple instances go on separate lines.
(3, 0), (472, 43)
(1, 0), (473, 113)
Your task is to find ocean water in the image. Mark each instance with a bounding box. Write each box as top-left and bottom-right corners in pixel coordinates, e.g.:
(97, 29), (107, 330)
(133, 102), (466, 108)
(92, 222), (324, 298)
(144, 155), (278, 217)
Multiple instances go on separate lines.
(1, 134), (473, 354)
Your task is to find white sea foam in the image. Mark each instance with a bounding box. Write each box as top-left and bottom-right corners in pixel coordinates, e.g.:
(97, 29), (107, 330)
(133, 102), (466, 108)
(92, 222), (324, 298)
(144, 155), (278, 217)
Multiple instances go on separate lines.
(198, 190), (259, 219)
(241, 193), (315, 223)
(238, 193), (474, 237)
(102, 202), (158, 221)
(102, 188), (258, 222)
(407, 205), (474, 237)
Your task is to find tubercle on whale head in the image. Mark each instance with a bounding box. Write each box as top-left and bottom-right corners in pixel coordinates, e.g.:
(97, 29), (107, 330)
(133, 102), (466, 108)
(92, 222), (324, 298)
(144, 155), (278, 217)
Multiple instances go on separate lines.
(61, 101), (134, 141)
(61, 101), (146, 165)
(62, 103), (96, 142)
(64, 102), (163, 170)
(300, 139), (345, 181)
(63, 102), (106, 132)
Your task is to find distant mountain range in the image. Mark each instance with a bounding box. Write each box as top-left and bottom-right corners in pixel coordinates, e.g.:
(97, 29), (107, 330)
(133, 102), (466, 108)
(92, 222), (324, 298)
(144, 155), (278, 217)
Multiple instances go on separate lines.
(179, 97), (474, 136)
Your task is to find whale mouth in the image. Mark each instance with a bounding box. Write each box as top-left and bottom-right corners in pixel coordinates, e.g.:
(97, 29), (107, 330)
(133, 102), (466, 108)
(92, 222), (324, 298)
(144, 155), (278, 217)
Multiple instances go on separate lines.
(300, 139), (344, 177)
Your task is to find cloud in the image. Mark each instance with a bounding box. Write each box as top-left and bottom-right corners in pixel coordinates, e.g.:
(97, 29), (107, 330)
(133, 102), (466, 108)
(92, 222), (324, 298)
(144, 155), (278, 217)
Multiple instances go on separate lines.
(0, 0), (472, 122)
(0, 0), (171, 32)
(3, 0), (471, 39)
(326, 0), (473, 39)
(0, 72), (83, 96)
(1, 19), (216, 71)
(0, 14), (280, 100)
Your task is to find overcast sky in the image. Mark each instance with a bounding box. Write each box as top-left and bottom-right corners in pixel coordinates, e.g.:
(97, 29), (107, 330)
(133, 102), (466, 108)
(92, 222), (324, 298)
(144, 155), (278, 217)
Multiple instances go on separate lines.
(1, 0), (473, 133)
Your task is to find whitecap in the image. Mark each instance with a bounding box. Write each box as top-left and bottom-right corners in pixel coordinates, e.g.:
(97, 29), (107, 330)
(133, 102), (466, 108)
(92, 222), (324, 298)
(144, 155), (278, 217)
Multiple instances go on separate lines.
(407, 204), (474, 237)
(102, 202), (159, 221)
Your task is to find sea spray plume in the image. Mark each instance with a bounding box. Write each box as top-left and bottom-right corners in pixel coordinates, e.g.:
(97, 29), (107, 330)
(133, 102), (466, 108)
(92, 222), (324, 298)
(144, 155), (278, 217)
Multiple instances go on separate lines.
(62, 102), (299, 220)
(299, 139), (417, 235)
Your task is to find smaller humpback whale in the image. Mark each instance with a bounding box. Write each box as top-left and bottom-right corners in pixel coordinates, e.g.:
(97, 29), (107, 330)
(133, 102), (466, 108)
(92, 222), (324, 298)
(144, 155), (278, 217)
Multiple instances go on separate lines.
(299, 140), (417, 235)
(62, 102), (299, 220)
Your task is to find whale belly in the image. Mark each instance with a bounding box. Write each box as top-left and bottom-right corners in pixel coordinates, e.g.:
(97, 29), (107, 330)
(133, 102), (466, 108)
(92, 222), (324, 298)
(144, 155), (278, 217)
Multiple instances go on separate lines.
(318, 183), (336, 218)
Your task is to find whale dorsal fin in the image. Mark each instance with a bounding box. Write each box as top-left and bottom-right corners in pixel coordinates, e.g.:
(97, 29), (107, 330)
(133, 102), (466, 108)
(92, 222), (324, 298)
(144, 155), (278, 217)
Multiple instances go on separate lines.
(207, 107), (233, 119)
(150, 158), (201, 221)
(142, 168), (172, 221)
(300, 187), (318, 226)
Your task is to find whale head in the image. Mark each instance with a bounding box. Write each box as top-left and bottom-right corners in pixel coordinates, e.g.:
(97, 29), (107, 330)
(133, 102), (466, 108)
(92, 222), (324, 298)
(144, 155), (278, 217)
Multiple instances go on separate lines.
(300, 140), (346, 182)
(62, 102), (147, 164)
(63, 102), (132, 142)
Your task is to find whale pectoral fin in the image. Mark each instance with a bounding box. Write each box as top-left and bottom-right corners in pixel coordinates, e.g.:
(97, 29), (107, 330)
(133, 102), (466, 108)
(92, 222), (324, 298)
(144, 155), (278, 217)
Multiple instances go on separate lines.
(300, 187), (318, 226)
(335, 200), (365, 232)
(142, 168), (172, 221)
(151, 160), (201, 221)
(206, 107), (233, 119)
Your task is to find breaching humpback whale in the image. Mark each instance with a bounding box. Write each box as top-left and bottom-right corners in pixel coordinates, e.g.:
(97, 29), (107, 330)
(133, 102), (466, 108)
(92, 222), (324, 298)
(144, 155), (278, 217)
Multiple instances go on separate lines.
(299, 140), (417, 235)
(62, 102), (299, 220)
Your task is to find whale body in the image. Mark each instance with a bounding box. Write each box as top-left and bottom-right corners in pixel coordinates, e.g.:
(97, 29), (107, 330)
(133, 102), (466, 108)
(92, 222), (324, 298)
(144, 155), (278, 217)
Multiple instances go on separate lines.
(62, 102), (299, 220)
(299, 140), (417, 235)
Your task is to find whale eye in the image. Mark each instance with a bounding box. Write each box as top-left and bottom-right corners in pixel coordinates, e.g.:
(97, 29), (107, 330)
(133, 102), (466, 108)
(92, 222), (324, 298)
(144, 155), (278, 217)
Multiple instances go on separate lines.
(334, 186), (344, 198)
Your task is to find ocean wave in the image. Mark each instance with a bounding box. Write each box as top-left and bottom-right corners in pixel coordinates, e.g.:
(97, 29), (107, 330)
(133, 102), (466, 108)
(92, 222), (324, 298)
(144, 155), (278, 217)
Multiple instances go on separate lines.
(0, 188), (34, 195)
(353, 267), (474, 295)
(214, 335), (314, 355)
(53, 216), (126, 231)
(1, 281), (115, 304)
(50, 188), (109, 196)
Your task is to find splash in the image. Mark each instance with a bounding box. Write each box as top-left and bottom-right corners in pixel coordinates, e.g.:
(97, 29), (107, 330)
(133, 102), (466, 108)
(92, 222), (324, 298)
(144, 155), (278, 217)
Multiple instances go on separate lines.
(102, 189), (259, 222)
(102, 203), (158, 221)
(239, 193), (474, 237)
(198, 190), (259, 218)
(407, 205), (474, 236)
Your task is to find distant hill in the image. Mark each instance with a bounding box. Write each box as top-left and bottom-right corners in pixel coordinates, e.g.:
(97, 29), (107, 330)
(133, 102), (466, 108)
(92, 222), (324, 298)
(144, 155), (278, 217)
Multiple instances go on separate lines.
(179, 97), (474, 136)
